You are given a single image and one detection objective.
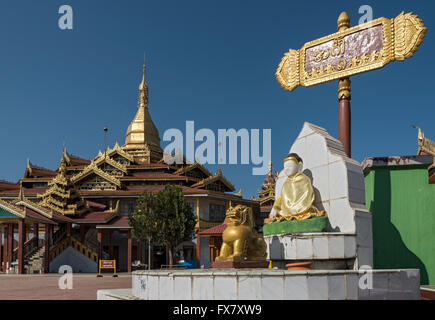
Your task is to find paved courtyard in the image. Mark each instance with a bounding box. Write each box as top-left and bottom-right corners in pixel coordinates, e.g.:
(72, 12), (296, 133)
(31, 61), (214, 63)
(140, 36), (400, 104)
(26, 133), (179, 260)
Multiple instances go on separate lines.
(0, 274), (131, 300)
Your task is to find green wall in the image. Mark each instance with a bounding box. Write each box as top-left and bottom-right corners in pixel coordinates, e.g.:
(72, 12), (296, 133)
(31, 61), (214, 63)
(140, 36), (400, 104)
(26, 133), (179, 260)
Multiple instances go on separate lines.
(0, 208), (17, 218)
(365, 165), (435, 285)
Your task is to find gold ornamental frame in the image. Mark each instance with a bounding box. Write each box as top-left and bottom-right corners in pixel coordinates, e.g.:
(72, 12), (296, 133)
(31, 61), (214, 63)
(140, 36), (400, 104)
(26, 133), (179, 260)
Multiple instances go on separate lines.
(276, 12), (426, 91)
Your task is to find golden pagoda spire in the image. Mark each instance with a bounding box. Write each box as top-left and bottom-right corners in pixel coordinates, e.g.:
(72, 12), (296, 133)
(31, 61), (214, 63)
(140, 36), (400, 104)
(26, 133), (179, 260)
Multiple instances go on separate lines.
(268, 161), (273, 177)
(123, 56), (163, 163)
(138, 54), (149, 108)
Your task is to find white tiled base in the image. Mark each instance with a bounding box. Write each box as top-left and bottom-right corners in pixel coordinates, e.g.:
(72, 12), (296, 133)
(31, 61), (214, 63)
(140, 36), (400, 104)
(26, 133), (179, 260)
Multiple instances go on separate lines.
(100, 269), (421, 300)
(265, 233), (357, 261)
(274, 122), (373, 269)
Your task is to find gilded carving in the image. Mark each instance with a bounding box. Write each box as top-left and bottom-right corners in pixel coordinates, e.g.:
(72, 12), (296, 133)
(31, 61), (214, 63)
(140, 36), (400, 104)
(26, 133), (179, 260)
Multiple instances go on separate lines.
(215, 205), (267, 262)
(276, 12), (426, 91)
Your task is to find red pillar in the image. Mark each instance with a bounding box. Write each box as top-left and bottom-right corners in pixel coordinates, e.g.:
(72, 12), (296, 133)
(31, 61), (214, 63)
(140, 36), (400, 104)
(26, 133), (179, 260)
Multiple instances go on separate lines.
(44, 224), (51, 273)
(108, 230), (113, 260)
(338, 96), (351, 158)
(7, 224), (13, 270)
(196, 234), (200, 269)
(127, 230), (132, 273)
(337, 14), (351, 158)
(0, 227), (3, 272)
(97, 229), (102, 262)
(80, 225), (86, 243)
(33, 223), (39, 245)
(18, 219), (25, 274)
(2, 224), (8, 272)
(67, 223), (72, 238)
(0, 228), (2, 271)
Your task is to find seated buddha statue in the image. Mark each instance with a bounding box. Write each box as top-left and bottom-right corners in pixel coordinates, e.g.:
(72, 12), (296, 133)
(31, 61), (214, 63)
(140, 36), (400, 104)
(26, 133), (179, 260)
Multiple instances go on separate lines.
(269, 153), (326, 222)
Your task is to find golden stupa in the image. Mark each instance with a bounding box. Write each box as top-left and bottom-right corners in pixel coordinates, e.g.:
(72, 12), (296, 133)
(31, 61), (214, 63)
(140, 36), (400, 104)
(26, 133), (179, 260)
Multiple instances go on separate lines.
(123, 58), (163, 163)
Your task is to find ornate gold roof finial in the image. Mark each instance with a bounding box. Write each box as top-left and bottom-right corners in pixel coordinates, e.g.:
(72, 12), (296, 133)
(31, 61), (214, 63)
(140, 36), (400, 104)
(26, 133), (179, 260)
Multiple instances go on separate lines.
(59, 156), (67, 176)
(268, 161), (273, 176)
(17, 184), (25, 201)
(337, 11), (350, 31)
(139, 53), (149, 108)
(413, 125), (425, 147)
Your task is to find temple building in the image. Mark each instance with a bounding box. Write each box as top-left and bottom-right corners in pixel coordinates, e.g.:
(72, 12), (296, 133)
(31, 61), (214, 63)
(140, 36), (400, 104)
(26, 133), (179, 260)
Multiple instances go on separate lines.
(0, 62), (259, 273)
(363, 128), (435, 285)
(252, 162), (277, 228)
(415, 126), (435, 183)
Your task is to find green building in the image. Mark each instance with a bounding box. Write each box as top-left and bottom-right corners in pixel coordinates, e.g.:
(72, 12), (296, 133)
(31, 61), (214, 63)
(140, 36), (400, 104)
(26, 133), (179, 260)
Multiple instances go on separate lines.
(364, 154), (435, 285)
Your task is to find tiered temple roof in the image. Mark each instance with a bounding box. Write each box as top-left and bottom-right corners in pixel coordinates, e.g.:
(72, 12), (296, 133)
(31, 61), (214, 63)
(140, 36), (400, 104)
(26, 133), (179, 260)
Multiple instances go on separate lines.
(0, 61), (246, 227)
(252, 162), (277, 214)
(37, 157), (88, 215)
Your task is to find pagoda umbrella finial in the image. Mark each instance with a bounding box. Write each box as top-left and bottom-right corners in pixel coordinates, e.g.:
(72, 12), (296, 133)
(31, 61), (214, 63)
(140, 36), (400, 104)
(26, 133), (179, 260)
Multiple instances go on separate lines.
(18, 184), (25, 201)
(139, 53), (149, 108)
(59, 156), (67, 176)
(104, 127), (108, 159)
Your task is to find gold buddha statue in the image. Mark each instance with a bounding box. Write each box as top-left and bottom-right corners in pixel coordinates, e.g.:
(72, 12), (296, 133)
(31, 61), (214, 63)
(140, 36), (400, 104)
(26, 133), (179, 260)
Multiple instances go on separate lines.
(269, 153), (326, 222)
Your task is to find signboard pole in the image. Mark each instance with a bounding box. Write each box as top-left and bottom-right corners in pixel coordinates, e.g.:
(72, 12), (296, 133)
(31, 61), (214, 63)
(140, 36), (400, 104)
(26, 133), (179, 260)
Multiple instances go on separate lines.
(275, 11), (426, 160)
(337, 12), (351, 157)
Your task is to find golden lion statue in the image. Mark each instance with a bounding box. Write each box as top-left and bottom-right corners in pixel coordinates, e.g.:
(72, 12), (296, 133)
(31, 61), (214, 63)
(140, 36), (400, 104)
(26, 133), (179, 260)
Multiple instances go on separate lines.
(215, 205), (267, 262)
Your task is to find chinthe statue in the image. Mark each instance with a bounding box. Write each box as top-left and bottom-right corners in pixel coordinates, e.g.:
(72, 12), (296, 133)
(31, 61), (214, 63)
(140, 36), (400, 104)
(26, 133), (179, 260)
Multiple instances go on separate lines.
(269, 153), (326, 222)
(215, 205), (267, 263)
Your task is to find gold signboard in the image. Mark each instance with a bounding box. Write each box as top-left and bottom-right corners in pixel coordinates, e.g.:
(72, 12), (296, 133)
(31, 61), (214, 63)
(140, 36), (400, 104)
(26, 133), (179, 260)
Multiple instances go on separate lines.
(276, 12), (426, 91)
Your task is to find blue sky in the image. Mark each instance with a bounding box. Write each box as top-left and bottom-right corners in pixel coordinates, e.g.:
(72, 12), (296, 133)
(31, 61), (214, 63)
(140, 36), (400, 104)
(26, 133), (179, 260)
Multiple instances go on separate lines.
(0, 0), (434, 199)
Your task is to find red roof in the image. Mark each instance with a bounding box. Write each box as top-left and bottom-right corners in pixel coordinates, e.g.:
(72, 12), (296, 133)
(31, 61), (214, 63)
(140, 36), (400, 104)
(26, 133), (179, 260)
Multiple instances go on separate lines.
(0, 180), (19, 191)
(50, 210), (75, 223)
(86, 200), (106, 209)
(66, 153), (91, 166)
(0, 187), (46, 196)
(79, 186), (208, 195)
(29, 168), (57, 177)
(96, 216), (131, 229)
(25, 208), (57, 225)
(198, 224), (227, 235)
(15, 200), (74, 223)
(123, 173), (186, 179)
(128, 163), (172, 168)
(72, 211), (117, 224)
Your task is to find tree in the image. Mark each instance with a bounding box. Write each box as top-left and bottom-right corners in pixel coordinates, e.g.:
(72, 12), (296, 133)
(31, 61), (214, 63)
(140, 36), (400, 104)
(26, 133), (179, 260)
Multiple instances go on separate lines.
(129, 186), (197, 267)
(128, 191), (162, 269)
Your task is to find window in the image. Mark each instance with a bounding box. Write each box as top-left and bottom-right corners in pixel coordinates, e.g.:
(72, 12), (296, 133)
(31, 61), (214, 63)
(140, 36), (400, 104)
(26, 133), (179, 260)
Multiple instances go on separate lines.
(209, 203), (226, 222)
(127, 202), (136, 214)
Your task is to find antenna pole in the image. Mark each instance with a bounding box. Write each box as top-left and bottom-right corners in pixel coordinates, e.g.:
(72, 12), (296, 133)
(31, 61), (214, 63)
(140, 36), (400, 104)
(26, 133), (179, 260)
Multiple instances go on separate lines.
(104, 127), (108, 158)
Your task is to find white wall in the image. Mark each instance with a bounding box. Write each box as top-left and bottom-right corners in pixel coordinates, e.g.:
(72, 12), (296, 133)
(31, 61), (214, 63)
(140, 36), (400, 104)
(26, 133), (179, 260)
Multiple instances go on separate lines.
(199, 237), (210, 268)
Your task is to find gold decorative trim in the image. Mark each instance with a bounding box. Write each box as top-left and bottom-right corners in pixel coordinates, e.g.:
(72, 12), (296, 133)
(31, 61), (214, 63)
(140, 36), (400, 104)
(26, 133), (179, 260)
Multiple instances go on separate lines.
(71, 160), (121, 188)
(394, 12), (427, 61)
(191, 168), (235, 191)
(14, 199), (53, 219)
(276, 12), (426, 91)
(276, 49), (300, 91)
(338, 78), (351, 100)
(300, 18), (392, 87)
(283, 156), (298, 164)
(275, 209), (327, 222)
(0, 198), (26, 217)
